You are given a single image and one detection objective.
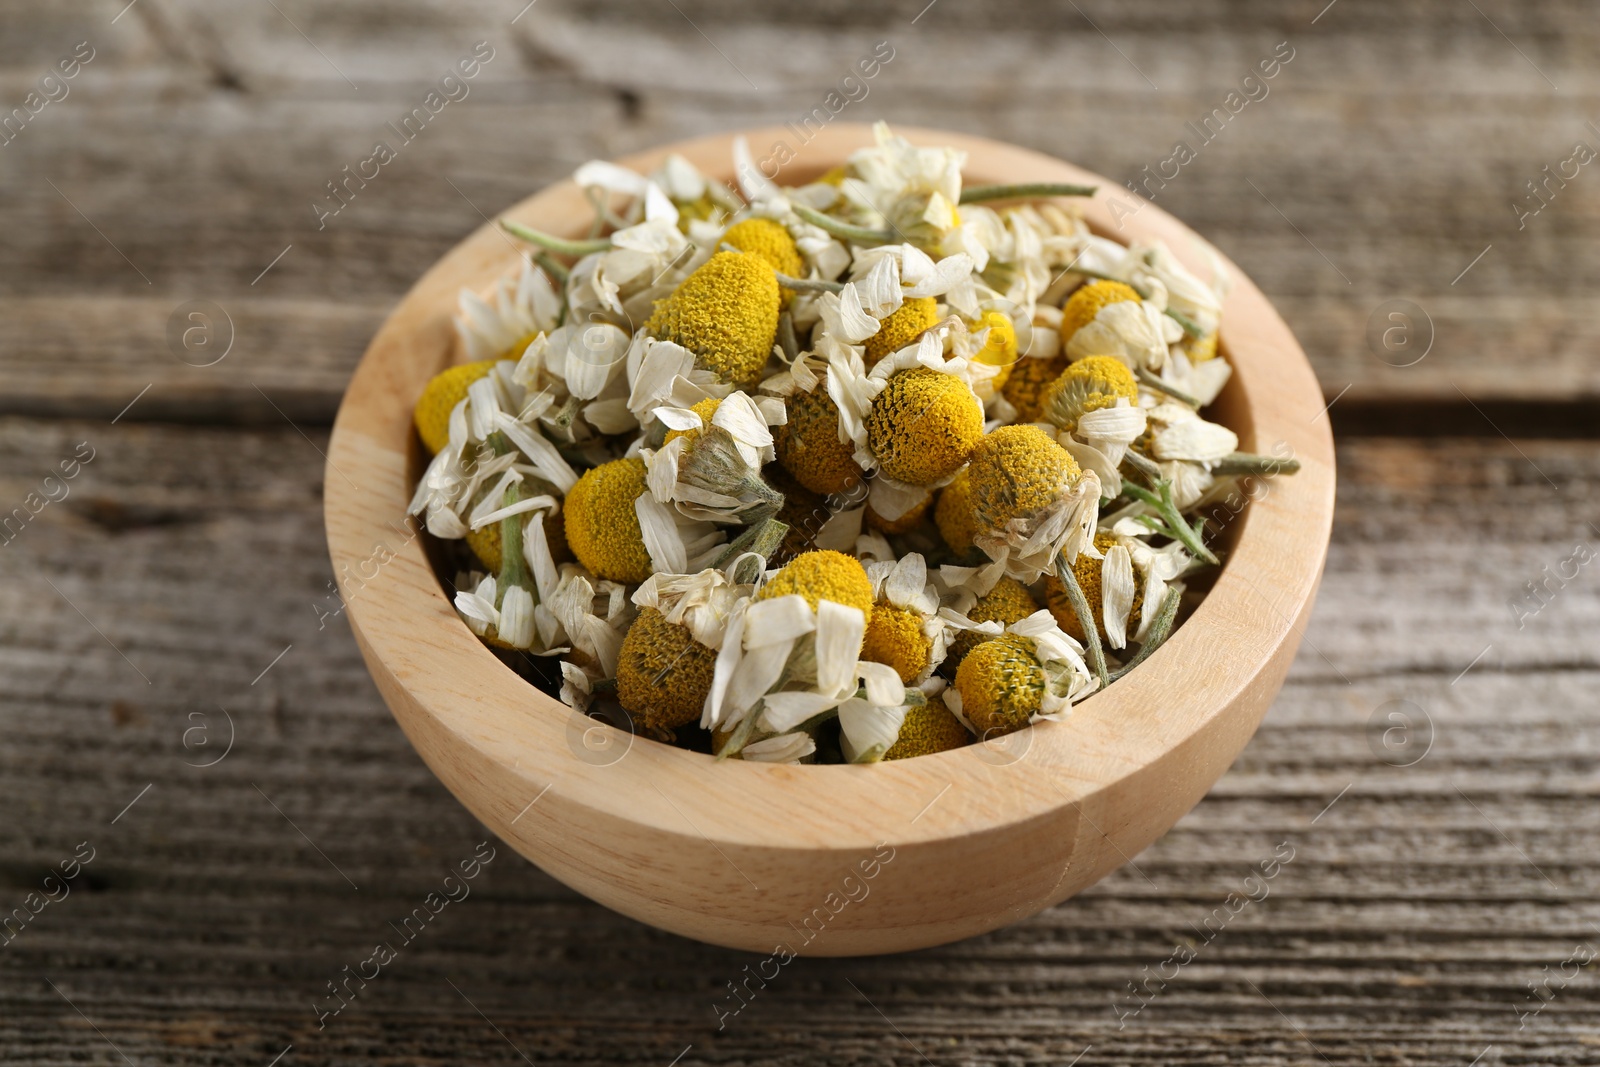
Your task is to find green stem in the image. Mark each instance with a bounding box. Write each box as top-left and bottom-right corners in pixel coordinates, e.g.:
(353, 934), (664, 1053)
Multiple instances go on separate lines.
(486, 433), (538, 611)
(1122, 481), (1220, 566)
(1109, 588), (1182, 682)
(960, 181), (1097, 202)
(792, 203), (896, 245)
(1164, 306), (1205, 339)
(776, 312), (799, 361)
(1121, 447), (1164, 483)
(500, 219), (613, 257)
(1055, 552), (1110, 691)
(1209, 451), (1302, 477)
(533, 251), (570, 286)
(774, 271), (845, 294)
(1135, 368), (1200, 408)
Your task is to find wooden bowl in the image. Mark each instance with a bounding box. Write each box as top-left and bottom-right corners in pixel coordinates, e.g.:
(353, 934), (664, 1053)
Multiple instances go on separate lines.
(325, 124), (1334, 956)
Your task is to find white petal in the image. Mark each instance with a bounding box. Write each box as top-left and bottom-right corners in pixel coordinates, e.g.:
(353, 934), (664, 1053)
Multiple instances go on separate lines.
(883, 554), (927, 610)
(839, 700), (907, 764)
(815, 600), (866, 699)
(857, 660), (905, 708)
(759, 692), (841, 733)
(724, 638), (795, 722)
(741, 731), (816, 763)
(1101, 545), (1136, 650)
(635, 493), (688, 574)
(744, 595), (818, 647)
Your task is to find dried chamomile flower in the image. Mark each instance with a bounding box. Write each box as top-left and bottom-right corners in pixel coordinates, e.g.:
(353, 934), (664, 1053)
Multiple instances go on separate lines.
(1045, 532), (1142, 649)
(947, 611), (1096, 738)
(842, 122), (967, 253)
(646, 390), (788, 525)
(883, 699), (972, 760)
(1060, 280), (1142, 345)
(1002, 353), (1069, 423)
(645, 250), (780, 390)
(1061, 278), (1181, 371)
(564, 457), (655, 583)
(774, 380), (865, 497)
(860, 554), (946, 685)
(864, 296), (938, 364)
(757, 549), (874, 618)
(721, 217), (804, 308)
(934, 469), (978, 554)
(942, 575), (1039, 671)
(1043, 355), (1137, 433)
(866, 367), (984, 485)
(968, 308), (1018, 392)
(454, 255), (562, 363)
(965, 424), (1101, 583)
(414, 360), (505, 456)
(617, 569), (748, 732)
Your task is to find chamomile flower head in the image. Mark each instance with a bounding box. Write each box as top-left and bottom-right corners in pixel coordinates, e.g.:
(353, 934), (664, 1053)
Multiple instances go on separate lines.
(969, 309), (1019, 390)
(1043, 356), (1138, 433)
(721, 217), (803, 308)
(564, 457), (654, 583)
(757, 549), (874, 620)
(414, 360), (504, 455)
(859, 554), (944, 684)
(454, 256), (561, 363)
(1060, 280), (1142, 345)
(943, 575), (1039, 669)
(645, 250), (780, 390)
(864, 296), (938, 364)
(865, 367), (984, 485)
(1046, 531), (1143, 648)
(965, 425), (1101, 582)
(844, 122), (967, 252)
(866, 489), (933, 535)
(616, 608), (720, 732)
(646, 391), (787, 525)
(1183, 329), (1220, 363)
(934, 469), (978, 554)
(775, 382), (865, 496)
(947, 611), (1096, 737)
(883, 699), (972, 760)
(1002, 353), (1069, 423)
(951, 633), (1042, 736)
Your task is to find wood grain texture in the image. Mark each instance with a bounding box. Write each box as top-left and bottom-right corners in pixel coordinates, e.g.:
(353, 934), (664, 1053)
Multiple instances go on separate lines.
(2, 425), (1596, 1064)
(2, 0), (1596, 1060)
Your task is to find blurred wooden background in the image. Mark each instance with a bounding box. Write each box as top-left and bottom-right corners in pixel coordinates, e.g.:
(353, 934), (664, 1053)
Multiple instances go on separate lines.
(2, 1), (1597, 1064)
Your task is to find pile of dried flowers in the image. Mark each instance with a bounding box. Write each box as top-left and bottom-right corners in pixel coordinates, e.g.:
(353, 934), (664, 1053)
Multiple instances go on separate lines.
(408, 123), (1297, 764)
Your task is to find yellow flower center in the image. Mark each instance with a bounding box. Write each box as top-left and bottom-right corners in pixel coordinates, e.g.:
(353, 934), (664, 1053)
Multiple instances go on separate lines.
(866, 368), (984, 486)
(756, 549), (874, 623)
(861, 602), (933, 684)
(617, 608), (718, 731)
(563, 457), (654, 583)
(966, 425), (1081, 534)
(883, 701), (971, 760)
(721, 218), (804, 309)
(412, 359), (505, 455)
(1043, 354), (1138, 431)
(776, 382), (865, 496)
(1046, 532), (1143, 642)
(663, 396), (723, 449)
(944, 576), (1039, 670)
(1060, 280), (1142, 345)
(864, 297), (939, 364)
(645, 251), (780, 390)
(1001, 354), (1068, 423)
(955, 632), (1044, 737)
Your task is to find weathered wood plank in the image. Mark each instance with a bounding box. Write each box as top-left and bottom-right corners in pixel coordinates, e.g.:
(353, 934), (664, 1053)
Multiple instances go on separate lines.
(1, 422), (1596, 1063)
(1, 2), (1598, 422)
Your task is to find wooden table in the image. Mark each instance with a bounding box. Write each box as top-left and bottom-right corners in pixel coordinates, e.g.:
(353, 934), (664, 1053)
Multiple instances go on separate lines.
(3, 2), (1596, 1063)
